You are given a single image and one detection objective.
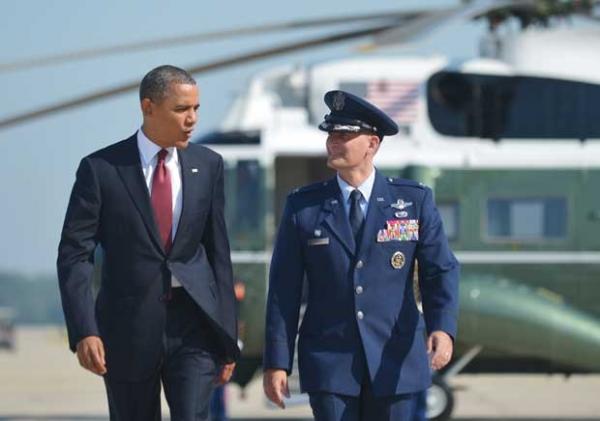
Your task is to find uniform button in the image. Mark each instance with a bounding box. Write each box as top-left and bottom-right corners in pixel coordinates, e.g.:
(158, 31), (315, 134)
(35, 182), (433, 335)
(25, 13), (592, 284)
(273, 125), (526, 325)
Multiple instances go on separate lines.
(357, 311), (364, 320)
(355, 286), (363, 295)
(356, 260), (364, 269)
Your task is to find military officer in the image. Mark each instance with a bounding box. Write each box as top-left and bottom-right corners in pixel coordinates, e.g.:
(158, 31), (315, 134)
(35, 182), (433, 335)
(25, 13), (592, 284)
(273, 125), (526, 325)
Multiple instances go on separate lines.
(262, 89), (460, 420)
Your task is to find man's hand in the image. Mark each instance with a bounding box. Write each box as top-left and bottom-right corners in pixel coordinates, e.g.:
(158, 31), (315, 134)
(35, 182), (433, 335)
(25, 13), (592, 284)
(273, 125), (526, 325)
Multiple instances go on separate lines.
(427, 330), (453, 371)
(216, 362), (236, 385)
(76, 336), (107, 376)
(263, 368), (289, 409)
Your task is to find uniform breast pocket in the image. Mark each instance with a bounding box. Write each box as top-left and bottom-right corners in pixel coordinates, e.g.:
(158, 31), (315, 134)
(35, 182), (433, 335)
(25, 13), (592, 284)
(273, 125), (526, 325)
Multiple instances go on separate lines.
(378, 239), (417, 254)
(303, 235), (340, 278)
(375, 240), (416, 272)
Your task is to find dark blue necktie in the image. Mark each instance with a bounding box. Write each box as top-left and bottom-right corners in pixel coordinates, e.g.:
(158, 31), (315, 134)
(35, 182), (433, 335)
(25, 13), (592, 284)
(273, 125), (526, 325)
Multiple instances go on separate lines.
(349, 189), (364, 241)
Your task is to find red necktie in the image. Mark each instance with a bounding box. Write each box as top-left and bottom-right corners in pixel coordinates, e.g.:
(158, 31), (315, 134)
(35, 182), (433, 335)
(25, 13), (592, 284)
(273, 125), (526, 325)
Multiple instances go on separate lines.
(151, 149), (172, 253)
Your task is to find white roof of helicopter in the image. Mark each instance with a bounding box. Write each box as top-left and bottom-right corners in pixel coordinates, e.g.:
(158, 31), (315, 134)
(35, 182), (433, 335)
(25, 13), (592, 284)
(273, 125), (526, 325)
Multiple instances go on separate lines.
(500, 24), (600, 84)
(215, 47), (600, 169)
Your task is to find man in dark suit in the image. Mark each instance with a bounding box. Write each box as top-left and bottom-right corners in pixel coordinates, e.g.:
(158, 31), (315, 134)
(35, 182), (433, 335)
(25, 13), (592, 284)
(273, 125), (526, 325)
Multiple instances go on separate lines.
(263, 90), (459, 420)
(57, 65), (239, 421)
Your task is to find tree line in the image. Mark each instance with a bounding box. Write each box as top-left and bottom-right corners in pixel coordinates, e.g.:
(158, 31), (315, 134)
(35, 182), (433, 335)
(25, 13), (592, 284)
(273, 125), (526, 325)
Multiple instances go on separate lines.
(0, 272), (64, 325)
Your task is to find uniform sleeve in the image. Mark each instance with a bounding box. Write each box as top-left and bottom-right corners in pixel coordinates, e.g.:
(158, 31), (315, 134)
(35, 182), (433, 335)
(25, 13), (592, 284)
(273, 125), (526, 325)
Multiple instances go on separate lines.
(56, 157), (101, 352)
(416, 187), (460, 339)
(263, 195), (305, 374)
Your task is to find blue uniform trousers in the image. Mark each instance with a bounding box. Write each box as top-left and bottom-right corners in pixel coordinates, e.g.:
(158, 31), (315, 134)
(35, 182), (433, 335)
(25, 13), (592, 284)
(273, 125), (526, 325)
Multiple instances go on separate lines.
(103, 288), (219, 421)
(209, 385), (227, 421)
(309, 379), (416, 421)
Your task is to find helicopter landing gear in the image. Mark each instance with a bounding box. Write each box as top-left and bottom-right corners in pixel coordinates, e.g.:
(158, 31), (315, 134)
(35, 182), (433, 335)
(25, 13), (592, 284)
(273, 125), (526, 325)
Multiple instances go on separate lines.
(427, 376), (454, 421)
(426, 345), (483, 420)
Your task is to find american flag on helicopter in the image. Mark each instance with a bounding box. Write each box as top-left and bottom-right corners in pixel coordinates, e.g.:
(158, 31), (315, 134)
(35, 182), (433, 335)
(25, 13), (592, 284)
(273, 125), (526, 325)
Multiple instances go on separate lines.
(340, 80), (420, 125)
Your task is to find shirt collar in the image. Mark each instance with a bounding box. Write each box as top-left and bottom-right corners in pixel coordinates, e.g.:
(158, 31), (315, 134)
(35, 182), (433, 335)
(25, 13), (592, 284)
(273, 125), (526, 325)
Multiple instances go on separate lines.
(337, 168), (376, 204)
(137, 128), (177, 166)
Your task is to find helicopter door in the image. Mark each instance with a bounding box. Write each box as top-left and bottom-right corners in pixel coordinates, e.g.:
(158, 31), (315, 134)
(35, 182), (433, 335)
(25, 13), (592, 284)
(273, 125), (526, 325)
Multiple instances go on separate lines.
(581, 171), (600, 245)
(273, 156), (334, 226)
(578, 171), (600, 316)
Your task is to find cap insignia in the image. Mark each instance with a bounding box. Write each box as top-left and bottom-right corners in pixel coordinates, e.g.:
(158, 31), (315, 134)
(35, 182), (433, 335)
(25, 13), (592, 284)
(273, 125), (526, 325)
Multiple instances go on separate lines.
(332, 91), (345, 111)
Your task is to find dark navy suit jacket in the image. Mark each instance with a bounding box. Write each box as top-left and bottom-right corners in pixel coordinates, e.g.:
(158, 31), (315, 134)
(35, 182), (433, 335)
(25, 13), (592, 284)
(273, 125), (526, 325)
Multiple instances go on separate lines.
(264, 170), (459, 397)
(57, 134), (239, 381)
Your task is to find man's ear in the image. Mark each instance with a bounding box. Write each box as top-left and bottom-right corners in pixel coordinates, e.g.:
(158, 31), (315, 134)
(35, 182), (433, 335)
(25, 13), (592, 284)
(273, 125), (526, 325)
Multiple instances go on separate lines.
(141, 98), (153, 117)
(369, 134), (381, 153)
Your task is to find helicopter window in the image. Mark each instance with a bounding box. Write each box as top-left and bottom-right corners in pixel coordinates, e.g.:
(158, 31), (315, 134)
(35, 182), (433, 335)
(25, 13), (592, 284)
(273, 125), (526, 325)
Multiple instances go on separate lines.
(428, 72), (600, 140)
(271, 75), (306, 108)
(437, 202), (459, 241)
(223, 159), (265, 250)
(487, 197), (567, 240)
(194, 130), (260, 145)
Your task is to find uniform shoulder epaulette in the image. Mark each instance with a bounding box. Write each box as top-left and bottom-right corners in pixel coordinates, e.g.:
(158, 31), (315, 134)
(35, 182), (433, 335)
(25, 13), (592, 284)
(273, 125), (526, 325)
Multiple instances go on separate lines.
(289, 180), (329, 196)
(385, 177), (427, 189)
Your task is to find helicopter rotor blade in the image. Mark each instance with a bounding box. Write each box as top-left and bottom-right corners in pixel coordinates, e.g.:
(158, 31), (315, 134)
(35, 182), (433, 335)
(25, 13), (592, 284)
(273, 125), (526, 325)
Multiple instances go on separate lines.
(0, 22), (398, 129)
(366, 0), (534, 49)
(0, 10), (427, 73)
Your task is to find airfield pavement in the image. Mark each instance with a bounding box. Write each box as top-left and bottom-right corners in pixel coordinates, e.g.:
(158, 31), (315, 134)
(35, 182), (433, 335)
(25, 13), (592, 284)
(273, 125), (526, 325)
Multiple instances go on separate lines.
(1, 326), (599, 421)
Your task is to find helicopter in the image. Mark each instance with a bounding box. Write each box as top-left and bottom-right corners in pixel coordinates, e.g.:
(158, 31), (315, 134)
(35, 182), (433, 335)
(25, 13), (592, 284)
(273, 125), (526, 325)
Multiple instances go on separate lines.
(2, 1), (600, 420)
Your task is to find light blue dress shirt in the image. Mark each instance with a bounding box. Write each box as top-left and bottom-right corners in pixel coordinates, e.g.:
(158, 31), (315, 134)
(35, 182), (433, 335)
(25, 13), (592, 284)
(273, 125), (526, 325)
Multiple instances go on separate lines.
(336, 168), (376, 220)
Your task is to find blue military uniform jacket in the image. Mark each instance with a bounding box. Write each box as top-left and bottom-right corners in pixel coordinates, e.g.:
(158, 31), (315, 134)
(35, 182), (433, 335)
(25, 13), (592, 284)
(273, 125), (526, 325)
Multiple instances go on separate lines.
(264, 170), (459, 397)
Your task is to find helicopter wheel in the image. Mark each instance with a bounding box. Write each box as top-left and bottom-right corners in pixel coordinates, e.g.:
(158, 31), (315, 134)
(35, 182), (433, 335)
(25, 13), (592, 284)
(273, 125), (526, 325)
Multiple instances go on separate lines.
(426, 376), (454, 421)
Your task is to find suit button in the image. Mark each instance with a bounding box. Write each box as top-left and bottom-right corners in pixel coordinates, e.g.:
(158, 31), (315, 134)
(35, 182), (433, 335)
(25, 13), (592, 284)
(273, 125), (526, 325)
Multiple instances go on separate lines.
(355, 286), (363, 295)
(357, 311), (364, 320)
(356, 260), (364, 269)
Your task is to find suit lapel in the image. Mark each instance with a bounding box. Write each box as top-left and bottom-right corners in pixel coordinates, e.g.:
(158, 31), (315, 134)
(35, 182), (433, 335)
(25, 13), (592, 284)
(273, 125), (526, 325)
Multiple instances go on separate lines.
(171, 147), (211, 254)
(358, 171), (395, 255)
(171, 148), (194, 253)
(115, 135), (165, 255)
(320, 179), (356, 256)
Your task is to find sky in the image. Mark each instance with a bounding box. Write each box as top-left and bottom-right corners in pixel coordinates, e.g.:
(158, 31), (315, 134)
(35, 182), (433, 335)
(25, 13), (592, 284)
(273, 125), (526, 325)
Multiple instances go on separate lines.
(0, 0), (485, 275)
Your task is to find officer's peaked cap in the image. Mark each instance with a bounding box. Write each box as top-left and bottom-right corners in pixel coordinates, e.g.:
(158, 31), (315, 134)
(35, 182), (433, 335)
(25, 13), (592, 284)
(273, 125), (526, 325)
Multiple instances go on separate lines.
(318, 90), (399, 137)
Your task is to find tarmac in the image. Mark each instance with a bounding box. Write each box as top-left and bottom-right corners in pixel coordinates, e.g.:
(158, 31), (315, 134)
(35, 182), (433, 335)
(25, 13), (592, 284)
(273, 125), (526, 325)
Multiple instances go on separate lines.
(1, 326), (599, 420)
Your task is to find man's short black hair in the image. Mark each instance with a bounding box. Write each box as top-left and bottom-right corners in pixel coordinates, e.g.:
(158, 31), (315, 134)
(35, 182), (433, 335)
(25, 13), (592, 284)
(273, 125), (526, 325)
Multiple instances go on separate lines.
(139, 65), (196, 103)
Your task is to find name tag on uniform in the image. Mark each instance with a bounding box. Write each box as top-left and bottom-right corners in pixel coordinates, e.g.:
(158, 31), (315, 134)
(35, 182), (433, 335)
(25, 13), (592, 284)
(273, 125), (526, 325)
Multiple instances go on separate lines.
(377, 219), (419, 242)
(308, 237), (330, 246)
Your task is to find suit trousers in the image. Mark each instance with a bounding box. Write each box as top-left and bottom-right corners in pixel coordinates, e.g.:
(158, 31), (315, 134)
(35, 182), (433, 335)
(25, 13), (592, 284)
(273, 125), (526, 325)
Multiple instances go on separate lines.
(309, 378), (417, 421)
(103, 288), (219, 421)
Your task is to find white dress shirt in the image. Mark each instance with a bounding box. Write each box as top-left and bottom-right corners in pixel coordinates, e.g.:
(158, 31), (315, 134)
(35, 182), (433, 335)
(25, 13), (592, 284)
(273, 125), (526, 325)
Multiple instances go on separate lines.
(336, 168), (376, 220)
(137, 128), (183, 287)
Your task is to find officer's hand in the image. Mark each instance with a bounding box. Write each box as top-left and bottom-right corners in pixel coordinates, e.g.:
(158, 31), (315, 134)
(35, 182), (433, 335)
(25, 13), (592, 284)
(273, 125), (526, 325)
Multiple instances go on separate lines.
(263, 368), (289, 409)
(76, 336), (107, 376)
(216, 362), (236, 385)
(427, 330), (453, 371)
